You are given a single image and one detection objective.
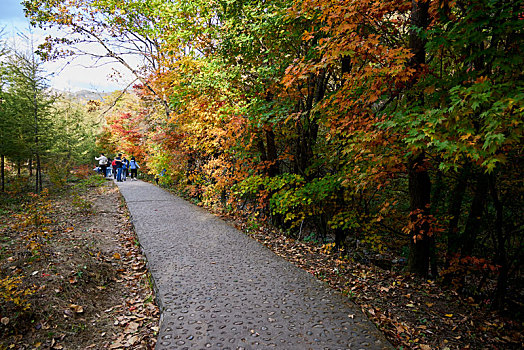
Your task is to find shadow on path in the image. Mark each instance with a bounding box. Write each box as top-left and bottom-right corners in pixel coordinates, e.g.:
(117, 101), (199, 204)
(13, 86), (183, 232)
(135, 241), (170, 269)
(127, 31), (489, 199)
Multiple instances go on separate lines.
(116, 180), (393, 350)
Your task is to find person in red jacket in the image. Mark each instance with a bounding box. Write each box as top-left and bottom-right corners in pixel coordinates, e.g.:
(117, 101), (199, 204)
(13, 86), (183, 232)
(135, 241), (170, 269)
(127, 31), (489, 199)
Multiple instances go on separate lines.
(112, 158), (117, 179)
(114, 154), (123, 182)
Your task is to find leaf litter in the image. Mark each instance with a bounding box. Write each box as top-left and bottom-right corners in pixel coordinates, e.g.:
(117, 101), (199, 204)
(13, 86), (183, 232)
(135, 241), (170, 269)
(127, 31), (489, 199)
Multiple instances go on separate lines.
(0, 181), (159, 349)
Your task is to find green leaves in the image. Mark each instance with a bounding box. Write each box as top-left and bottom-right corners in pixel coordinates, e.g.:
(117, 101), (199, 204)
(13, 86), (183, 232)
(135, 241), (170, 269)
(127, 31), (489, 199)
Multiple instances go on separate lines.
(235, 173), (344, 228)
(393, 78), (524, 173)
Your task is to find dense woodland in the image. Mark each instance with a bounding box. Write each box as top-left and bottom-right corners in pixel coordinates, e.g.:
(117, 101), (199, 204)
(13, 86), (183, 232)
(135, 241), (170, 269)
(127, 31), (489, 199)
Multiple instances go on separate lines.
(2, 0), (522, 324)
(0, 41), (100, 193)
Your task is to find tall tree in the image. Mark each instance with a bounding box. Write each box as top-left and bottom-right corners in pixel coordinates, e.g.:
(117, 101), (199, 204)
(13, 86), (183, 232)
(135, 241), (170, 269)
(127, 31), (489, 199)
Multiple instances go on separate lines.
(5, 46), (55, 193)
(405, 0), (432, 276)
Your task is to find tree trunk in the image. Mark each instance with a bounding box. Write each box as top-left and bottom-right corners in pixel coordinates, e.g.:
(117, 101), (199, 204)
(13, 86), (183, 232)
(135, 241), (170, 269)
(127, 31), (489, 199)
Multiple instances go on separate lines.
(35, 153), (42, 194)
(489, 174), (508, 309)
(460, 172), (489, 256)
(408, 1), (430, 69)
(407, 151), (432, 276)
(29, 158), (33, 176)
(297, 71), (326, 177)
(341, 56), (352, 79)
(264, 125), (284, 227)
(1, 154), (4, 192)
(406, 0), (432, 276)
(333, 188), (347, 253)
(262, 92), (279, 178)
(37, 154), (42, 193)
(443, 163), (470, 284)
(257, 135), (267, 164)
(446, 163), (470, 255)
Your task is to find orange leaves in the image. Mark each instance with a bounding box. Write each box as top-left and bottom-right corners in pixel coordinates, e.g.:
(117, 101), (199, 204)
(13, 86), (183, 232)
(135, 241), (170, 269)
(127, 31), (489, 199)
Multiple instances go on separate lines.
(283, 0), (418, 141)
(403, 208), (444, 241)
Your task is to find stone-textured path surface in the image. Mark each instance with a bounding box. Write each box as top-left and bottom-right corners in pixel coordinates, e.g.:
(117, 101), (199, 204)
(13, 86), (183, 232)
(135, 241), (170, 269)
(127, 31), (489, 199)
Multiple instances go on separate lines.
(116, 180), (392, 350)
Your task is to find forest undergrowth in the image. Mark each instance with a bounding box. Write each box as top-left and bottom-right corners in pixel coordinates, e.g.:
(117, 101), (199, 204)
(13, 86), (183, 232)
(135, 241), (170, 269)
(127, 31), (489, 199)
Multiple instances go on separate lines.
(0, 171), (158, 350)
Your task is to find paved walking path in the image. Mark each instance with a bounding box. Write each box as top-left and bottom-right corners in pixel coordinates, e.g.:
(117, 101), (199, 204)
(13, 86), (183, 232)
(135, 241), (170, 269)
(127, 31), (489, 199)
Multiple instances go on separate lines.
(116, 180), (392, 350)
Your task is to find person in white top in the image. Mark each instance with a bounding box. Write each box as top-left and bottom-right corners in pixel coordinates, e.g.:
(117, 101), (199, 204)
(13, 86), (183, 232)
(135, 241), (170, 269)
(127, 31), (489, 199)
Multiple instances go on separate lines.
(129, 156), (140, 180)
(95, 153), (109, 177)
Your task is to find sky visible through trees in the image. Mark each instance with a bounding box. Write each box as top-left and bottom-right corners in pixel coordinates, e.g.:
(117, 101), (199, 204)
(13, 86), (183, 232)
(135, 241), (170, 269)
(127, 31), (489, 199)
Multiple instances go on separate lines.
(0, 0), (136, 92)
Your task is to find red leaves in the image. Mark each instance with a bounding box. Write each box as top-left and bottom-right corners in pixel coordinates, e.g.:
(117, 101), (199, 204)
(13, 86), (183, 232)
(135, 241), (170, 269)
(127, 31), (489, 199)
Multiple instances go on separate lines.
(441, 254), (501, 281)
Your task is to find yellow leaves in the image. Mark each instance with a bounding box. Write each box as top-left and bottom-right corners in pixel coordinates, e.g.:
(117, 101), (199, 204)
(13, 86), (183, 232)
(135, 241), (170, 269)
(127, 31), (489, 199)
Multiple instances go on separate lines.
(11, 189), (54, 256)
(337, 21), (357, 33)
(361, 234), (386, 254)
(320, 242), (335, 254)
(0, 276), (34, 311)
(460, 132), (473, 141)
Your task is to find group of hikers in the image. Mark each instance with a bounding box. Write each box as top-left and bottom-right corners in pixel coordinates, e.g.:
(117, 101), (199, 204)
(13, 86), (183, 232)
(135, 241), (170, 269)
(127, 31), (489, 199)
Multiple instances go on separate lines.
(95, 153), (140, 182)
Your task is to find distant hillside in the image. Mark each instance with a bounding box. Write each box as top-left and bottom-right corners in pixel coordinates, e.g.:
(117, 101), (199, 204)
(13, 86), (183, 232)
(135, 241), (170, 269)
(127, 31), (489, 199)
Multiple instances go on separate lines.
(49, 88), (113, 102)
(70, 89), (112, 101)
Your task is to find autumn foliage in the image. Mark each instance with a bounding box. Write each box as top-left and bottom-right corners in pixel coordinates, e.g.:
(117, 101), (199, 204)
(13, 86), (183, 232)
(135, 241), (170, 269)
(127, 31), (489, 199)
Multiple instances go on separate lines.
(25, 0), (523, 323)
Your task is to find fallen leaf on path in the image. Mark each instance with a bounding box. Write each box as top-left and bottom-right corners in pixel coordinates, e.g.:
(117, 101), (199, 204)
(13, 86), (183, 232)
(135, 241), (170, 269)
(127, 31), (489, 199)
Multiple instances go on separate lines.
(109, 334), (126, 349)
(50, 338), (63, 349)
(69, 304), (84, 313)
(127, 335), (139, 345)
(124, 321), (140, 334)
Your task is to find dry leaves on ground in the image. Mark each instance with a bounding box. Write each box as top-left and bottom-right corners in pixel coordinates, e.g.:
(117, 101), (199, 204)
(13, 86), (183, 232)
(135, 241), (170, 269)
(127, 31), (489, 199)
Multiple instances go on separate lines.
(0, 181), (159, 349)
